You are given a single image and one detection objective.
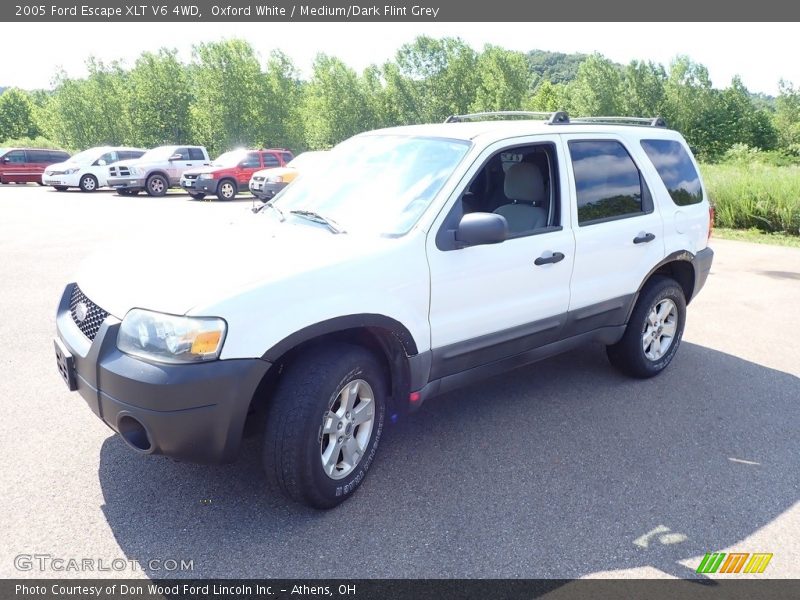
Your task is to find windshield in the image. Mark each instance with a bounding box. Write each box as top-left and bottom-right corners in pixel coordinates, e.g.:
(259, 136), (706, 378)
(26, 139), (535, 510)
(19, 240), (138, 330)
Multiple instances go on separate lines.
(212, 150), (248, 167)
(287, 151), (326, 170)
(68, 148), (103, 164)
(137, 146), (178, 162)
(273, 135), (469, 235)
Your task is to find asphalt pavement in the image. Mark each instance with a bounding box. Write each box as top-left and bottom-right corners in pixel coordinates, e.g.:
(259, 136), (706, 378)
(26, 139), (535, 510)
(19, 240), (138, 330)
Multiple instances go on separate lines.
(1, 184), (798, 580)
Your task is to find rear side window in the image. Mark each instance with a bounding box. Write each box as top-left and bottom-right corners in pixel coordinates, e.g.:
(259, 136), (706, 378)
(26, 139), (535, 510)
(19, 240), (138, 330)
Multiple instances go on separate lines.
(188, 148), (205, 160)
(264, 154), (280, 168)
(49, 151), (70, 163)
(28, 150), (52, 163)
(641, 139), (703, 206)
(569, 140), (645, 225)
(121, 150), (144, 160)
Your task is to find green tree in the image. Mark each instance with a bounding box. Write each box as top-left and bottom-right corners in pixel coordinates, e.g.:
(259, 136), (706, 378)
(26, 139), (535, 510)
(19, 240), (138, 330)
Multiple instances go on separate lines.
(260, 50), (306, 151)
(392, 36), (478, 122)
(0, 88), (40, 141)
(525, 80), (568, 112)
(621, 60), (666, 117)
(774, 80), (800, 151)
(190, 39), (266, 156)
(127, 49), (192, 147)
(471, 45), (530, 112)
(569, 53), (623, 116)
(302, 54), (375, 148)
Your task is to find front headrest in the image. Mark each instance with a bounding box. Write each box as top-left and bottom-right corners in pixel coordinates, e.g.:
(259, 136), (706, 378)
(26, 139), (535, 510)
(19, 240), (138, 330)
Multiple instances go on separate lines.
(504, 162), (545, 203)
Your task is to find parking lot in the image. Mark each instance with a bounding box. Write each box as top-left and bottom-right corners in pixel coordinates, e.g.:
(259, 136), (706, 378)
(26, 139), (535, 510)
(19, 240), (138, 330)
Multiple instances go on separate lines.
(1, 184), (798, 580)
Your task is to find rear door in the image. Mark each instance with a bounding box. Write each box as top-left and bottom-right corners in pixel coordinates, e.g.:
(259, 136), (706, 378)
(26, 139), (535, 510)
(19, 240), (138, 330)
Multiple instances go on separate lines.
(561, 134), (665, 322)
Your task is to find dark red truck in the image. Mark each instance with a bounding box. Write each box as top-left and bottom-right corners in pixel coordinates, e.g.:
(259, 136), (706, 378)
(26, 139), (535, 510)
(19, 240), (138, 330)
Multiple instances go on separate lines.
(180, 148), (293, 200)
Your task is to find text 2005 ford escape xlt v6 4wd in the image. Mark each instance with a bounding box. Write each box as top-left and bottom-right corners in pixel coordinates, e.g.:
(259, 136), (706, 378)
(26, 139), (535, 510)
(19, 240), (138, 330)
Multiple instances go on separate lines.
(54, 112), (713, 508)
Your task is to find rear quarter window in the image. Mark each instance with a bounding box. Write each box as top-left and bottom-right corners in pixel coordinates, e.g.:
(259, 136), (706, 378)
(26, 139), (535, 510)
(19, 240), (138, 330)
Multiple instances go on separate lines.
(640, 139), (703, 206)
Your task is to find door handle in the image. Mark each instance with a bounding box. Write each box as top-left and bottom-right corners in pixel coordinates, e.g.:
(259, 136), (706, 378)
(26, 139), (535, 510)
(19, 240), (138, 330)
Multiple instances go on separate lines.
(633, 232), (656, 244)
(534, 251), (565, 266)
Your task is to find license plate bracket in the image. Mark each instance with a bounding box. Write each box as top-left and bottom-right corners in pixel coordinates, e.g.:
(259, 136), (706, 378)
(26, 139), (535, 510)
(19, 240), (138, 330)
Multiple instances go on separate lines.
(54, 338), (77, 391)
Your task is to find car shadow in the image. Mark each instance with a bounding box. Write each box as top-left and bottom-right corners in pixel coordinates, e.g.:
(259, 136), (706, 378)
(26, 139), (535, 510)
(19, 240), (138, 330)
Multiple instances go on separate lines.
(98, 342), (799, 579)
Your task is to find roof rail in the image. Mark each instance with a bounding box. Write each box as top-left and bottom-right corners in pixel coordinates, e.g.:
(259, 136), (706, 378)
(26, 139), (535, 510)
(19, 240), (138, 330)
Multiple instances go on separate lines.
(570, 116), (667, 128)
(444, 111), (570, 125)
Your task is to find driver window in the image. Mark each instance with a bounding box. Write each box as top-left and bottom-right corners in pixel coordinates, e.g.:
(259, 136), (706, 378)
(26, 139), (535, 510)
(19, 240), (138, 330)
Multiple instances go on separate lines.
(460, 143), (559, 237)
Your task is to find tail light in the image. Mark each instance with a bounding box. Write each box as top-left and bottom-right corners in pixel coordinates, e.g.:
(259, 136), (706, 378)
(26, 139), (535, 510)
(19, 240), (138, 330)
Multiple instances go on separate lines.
(708, 204), (715, 241)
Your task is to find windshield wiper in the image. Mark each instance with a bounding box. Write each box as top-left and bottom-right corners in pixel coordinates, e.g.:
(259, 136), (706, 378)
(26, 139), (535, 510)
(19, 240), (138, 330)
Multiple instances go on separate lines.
(289, 209), (346, 234)
(254, 200), (286, 221)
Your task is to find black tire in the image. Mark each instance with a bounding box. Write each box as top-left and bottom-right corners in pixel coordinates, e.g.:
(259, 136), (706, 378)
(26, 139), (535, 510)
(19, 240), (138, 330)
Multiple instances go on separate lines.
(216, 178), (237, 201)
(79, 174), (98, 193)
(117, 189), (139, 196)
(188, 192), (206, 200)
(54, 186), (69, 192)
(607, 275), (686, 379)
(145, 174), (168, 197)
(263, 344), (386, 508)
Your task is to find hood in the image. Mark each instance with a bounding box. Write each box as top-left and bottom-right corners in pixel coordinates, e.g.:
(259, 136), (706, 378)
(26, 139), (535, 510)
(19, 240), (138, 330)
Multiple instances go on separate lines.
(184, 166), (225, 176)
(45, 161), (82, 171)
(75, 216), (390, 318)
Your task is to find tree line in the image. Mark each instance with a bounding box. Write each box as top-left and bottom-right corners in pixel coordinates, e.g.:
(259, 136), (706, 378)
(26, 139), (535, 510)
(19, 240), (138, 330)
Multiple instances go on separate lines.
(1, 37), (799, 161)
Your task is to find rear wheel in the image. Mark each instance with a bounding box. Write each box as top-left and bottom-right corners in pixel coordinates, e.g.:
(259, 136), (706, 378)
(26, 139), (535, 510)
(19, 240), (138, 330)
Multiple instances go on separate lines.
(216, 179), (237, 201)
(145, 174), (168, 197)
(262, 344), (386, 508)
(79, 174), (98, 193)
(606, 275), (686, 378)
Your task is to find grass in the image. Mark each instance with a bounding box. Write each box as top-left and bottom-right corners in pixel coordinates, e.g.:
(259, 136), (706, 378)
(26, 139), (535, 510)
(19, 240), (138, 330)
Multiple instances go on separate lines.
(712, 227), (800, 248)
(701, 163), (800, 237)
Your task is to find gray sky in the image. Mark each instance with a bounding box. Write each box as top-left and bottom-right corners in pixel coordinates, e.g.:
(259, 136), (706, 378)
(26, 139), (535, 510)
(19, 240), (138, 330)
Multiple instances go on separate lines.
(0, 22), (797, 95)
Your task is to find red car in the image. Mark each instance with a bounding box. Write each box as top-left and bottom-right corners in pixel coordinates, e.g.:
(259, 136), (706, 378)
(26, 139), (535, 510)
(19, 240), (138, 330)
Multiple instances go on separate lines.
(180, 148), (293, 200)
(0, 147), (71, 184)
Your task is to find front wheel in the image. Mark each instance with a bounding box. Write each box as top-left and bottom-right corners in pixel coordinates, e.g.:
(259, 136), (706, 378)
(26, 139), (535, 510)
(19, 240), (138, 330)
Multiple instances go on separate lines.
(79, 174), (98, 192)
(216, 179), (237, 201)
(607, 275), (686, 378)
(145, 174), (168, 197)
(262, 344), (386, 508)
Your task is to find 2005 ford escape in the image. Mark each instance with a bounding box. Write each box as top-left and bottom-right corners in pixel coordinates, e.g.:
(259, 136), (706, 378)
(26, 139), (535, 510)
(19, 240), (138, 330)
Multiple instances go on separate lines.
(55, 112), (714, 508)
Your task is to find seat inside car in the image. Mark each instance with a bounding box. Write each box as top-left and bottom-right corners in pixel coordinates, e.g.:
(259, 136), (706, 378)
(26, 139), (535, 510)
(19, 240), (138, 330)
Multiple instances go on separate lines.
(493, 162), (548, 234)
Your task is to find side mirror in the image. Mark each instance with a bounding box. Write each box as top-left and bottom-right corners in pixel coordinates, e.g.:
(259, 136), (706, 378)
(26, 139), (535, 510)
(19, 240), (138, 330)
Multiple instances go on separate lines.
(455, 212), (508, 247)
(168, 154), (182, 161)
(97, 159), (107, 166)
(1, 157), (10, 164)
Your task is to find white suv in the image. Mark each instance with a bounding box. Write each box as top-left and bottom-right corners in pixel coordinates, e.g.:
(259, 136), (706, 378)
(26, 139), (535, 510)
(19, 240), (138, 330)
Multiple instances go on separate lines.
(42, 146), (146, 192)
(54, 112), (714, 508)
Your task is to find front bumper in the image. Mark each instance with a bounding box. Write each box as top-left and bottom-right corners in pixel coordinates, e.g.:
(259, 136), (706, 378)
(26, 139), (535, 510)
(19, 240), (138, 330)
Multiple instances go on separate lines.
(249, 179), (285, 200)
(55, 284), (270, 463)
(108, 176), (145, 191)
(43, 173), (79, 187)
(181, 178), (217, 195)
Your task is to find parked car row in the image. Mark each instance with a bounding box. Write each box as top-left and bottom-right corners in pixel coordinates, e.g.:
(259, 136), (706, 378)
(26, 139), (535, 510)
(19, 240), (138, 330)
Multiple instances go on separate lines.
(2, 143), (328, 202)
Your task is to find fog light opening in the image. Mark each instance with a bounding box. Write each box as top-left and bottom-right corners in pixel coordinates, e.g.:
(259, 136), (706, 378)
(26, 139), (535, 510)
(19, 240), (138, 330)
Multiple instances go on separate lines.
(117, 415), (153, 453)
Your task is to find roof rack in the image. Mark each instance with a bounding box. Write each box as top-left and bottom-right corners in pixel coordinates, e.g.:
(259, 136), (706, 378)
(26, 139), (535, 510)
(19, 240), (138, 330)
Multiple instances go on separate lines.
(444, 111), (570, 125)
(570, 116), (667, 128)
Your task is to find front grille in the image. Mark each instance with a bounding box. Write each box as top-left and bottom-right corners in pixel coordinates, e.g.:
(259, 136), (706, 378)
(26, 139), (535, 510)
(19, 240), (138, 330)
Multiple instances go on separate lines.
(69, 285), (109, 341)
(183, 173), (198, 181)
(109, 165), (132, 177)
(252, 176), (265, 182)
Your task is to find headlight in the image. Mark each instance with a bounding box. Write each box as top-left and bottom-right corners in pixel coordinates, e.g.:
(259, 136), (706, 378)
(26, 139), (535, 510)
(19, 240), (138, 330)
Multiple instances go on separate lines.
(197, 173), (214, 180)
(267, 175), (284, 183)
(64, 167), (80, 174)
(117, 309), (227, 363)
(129, 167), (143, 176)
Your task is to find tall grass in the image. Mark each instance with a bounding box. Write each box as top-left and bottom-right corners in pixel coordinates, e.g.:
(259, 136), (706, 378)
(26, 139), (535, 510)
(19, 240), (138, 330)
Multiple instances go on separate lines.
(701, 163), (800, 236)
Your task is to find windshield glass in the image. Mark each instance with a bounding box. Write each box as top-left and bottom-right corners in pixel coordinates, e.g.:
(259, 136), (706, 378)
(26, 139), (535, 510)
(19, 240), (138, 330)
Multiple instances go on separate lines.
(273, 135), (470, 235)
(212, 150), (248, 167)
(68, 148), (103, 164)
(138, 146), (178, 162)
(287, 151), (326, 170)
